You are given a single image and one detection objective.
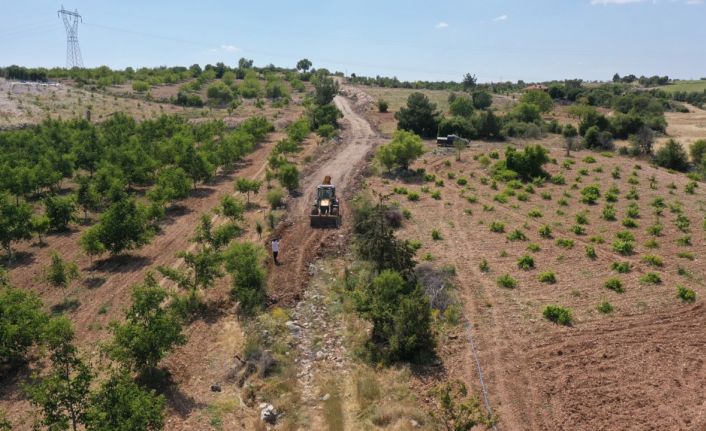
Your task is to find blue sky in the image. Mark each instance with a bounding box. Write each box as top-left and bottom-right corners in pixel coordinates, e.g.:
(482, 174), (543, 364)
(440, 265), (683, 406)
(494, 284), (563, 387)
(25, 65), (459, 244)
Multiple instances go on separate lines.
(1, 0), (704, 83)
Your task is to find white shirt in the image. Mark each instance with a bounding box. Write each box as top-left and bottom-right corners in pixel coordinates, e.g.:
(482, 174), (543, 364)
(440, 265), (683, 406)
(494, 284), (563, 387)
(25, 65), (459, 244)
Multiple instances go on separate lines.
(271, 240), (279, 252)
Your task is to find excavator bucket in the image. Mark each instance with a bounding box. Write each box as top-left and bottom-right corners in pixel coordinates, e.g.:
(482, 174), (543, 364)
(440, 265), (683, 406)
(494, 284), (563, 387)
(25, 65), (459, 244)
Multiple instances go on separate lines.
(310, 214), (341, 228)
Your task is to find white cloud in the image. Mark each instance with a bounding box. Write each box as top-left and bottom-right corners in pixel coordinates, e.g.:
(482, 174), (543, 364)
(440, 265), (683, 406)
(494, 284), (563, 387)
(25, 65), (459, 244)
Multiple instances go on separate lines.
(435, 21), (449, 29)
(686, 0), (703, 5)
(492, 14), (508, 21)
(220, 44), (239, 52)
(590, 0), (647, 4)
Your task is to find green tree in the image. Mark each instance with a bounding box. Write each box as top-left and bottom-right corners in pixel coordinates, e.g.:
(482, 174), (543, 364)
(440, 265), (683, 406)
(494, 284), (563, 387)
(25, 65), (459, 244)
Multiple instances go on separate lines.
(308, 103), (342, 129)
(434, 380), (491, 431)
(218, 195), (246, 225)
(503, 145), (550, 181)
(45, 252), (80, 302)
(471, 91), (492, 110)
(689, 139), (706, 165)
(355, 270), (434, 362)
(278, 163), (300, 192)
(296, 58), (312, 72)
(158, 245), (224, 297)
(449, 95), (474, 117)
(224, 242), (267, 315)
(234, 178), (262, 204)
(150, 167), (192, 203)
(376, 145), (396, 172)
(85, 371), (165, 431)
(520, 89), (553, 113)
(0, 193), (33, 261)
(76, 176), (101, 224)
(0, 411), (10, 431)
(0, 284), (48, 366)
(654, 139), (689, 172)
(376, 130), (425, 170)
(353, 200), (416, 276)
(30, 215), (50, 245)
(512, 102), (541, 123)
(79, 227), (106, 262)
(179, 145), (214, 187)
(462, 73), (477, 91)
(312, 74), (339, 105)
(562, 124), (578, 157)
(630, 125), (654, 155)
(45, 195), (77, 232)
(394, 92), (441, 137)
(107, 274), (186, 377)
(27, 317), (92, 431)
(87, 197), (153, 255)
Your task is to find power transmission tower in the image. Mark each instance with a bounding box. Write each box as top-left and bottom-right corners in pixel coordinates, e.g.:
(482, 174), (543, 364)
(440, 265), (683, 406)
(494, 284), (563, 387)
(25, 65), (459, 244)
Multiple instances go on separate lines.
(57, 5), (83, 68)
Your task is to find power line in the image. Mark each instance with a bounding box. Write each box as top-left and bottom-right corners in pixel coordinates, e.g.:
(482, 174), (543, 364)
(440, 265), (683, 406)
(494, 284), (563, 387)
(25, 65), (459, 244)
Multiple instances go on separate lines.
(58, 5), (83, 68)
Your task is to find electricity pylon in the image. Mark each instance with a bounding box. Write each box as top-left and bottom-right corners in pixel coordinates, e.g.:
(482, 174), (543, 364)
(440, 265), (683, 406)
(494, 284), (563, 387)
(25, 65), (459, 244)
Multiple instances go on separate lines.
(58, 5), (83, 68)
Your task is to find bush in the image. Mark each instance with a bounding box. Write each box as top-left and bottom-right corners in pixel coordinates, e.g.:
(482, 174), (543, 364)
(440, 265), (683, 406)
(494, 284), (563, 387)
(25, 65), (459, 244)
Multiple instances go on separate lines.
(472, 91), (492, 109)
(449, 95), (474, 117)
(622, 218), (638, 229)
(612, 240), (634, 255)
(44, 195), (76, 231)
(690, 139), (706, 165)
(556, 238), (574, 249)
(278, 163), (299, 192)
(612, 261), (631, 273)
(640, 272), (662, 284)
(497, 274), (518, 289)
(500, 145), (550, 182)
(224, 242), (267, 315)
(0, 284), (48, 366)
(355, 271), (434, 363)
(539, 225), (553, 238)
(585, 245), (597, 259)
(316, 124), (336, 138)
(377, 99), (389, 113)
(479, 258), (489, 272)
(580, 184), (601, 204)
(431, 229), (442, 240)
(266, 188), (285, 209)
(642, 254), (664, 267)
(653, 139), (689, 172)
(507, 229), (528, 241)
(376, 130), (425, 171)
(677, 285), (696, 303)
(604, 277), (624, 293)
(543, 305), (572, 326)
(407, 192), (420, 201)
(489, 221), (505, 233)
(538, 271), (556, 284)
(597, 301), (614, 314)
(517, 255), (535, 270)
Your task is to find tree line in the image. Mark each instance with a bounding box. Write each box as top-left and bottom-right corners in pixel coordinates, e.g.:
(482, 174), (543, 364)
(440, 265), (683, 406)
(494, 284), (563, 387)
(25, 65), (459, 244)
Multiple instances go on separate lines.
(0, 113), (274, 260)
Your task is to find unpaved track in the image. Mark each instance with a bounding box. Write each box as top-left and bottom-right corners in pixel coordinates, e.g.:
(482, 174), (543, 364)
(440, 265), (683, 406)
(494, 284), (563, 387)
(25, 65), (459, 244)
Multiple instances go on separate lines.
(267, 93), (381, 303)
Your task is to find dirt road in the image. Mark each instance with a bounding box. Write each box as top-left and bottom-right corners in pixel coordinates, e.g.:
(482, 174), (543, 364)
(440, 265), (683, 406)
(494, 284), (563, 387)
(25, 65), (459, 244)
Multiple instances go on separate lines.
(266, 92), (381, 303)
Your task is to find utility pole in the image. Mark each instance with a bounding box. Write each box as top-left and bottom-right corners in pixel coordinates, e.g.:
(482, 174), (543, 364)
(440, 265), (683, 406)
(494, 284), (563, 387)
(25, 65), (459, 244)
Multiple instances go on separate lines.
(58, 5), (83, 68)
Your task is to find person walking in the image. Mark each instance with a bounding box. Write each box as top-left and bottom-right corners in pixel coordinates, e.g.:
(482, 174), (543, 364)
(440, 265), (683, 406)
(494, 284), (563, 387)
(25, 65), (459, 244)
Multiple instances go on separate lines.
(271, 238), (280, 265)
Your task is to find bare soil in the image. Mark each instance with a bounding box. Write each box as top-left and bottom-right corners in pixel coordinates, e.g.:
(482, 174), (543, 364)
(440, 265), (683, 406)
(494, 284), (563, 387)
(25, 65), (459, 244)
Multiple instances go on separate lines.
(367, 137), (706, 430)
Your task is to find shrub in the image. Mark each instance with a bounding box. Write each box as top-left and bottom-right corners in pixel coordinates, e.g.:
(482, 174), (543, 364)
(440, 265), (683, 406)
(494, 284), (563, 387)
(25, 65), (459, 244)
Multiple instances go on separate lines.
(575, 211), (589, 225)
(407, 192), (420, 201)
(377, 99), (389, 113)
(585, 245), (597, 259)
(645, 239), (659, 249)
(690, 139), (706, 165)
(517, 254), (535, 270)
(677, 235), (692, 246)
(648, 223), (663, 236)
(556, 238), (574, 249)
(431, 191), (441, 200)
(580, 184), (601, 204)
(677, 251), (694, 260)
(616, 231), (635, 241)
(489, 221), (505, 233)
(612, 240), (634, 255)
(677, 285), (696, 303)
(622, 218), (638, 229)
(501, 145), (550, 182)
(539, 225), (553, 238)
(543, 305), (573, 326)
(456, 178), (467, 186)
(654, 139), (689, 172)
(541, 192), (552, 200)
(317, 124), (336, 138)
(642, 254), (664, 267)
(278, 163), (300, 192)
(571, 225), (586, 235)
(551, 175), (566, 185)
(597, 301), (614, 314)
(497, 274), (518, 289)
(507, 229), (528, 241)
(479, 259), (489, 272)
(640, 272), (662, 284)
(528, 209), (543, 218)
(527, 243), (541, 252)
(612, 261), (631, 273)
(266, 188), (285, 209)
(602, 205), (617, 221)
(538, 271), (556, 284)
(431, 229), (442, 240)
(225, 242), (267, 314)
(604, 278), (624, 293)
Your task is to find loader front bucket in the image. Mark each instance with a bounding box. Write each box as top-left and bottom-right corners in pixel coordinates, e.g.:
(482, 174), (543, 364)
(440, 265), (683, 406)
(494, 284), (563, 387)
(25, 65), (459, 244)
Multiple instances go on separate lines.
(310, 214), (341, 228)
